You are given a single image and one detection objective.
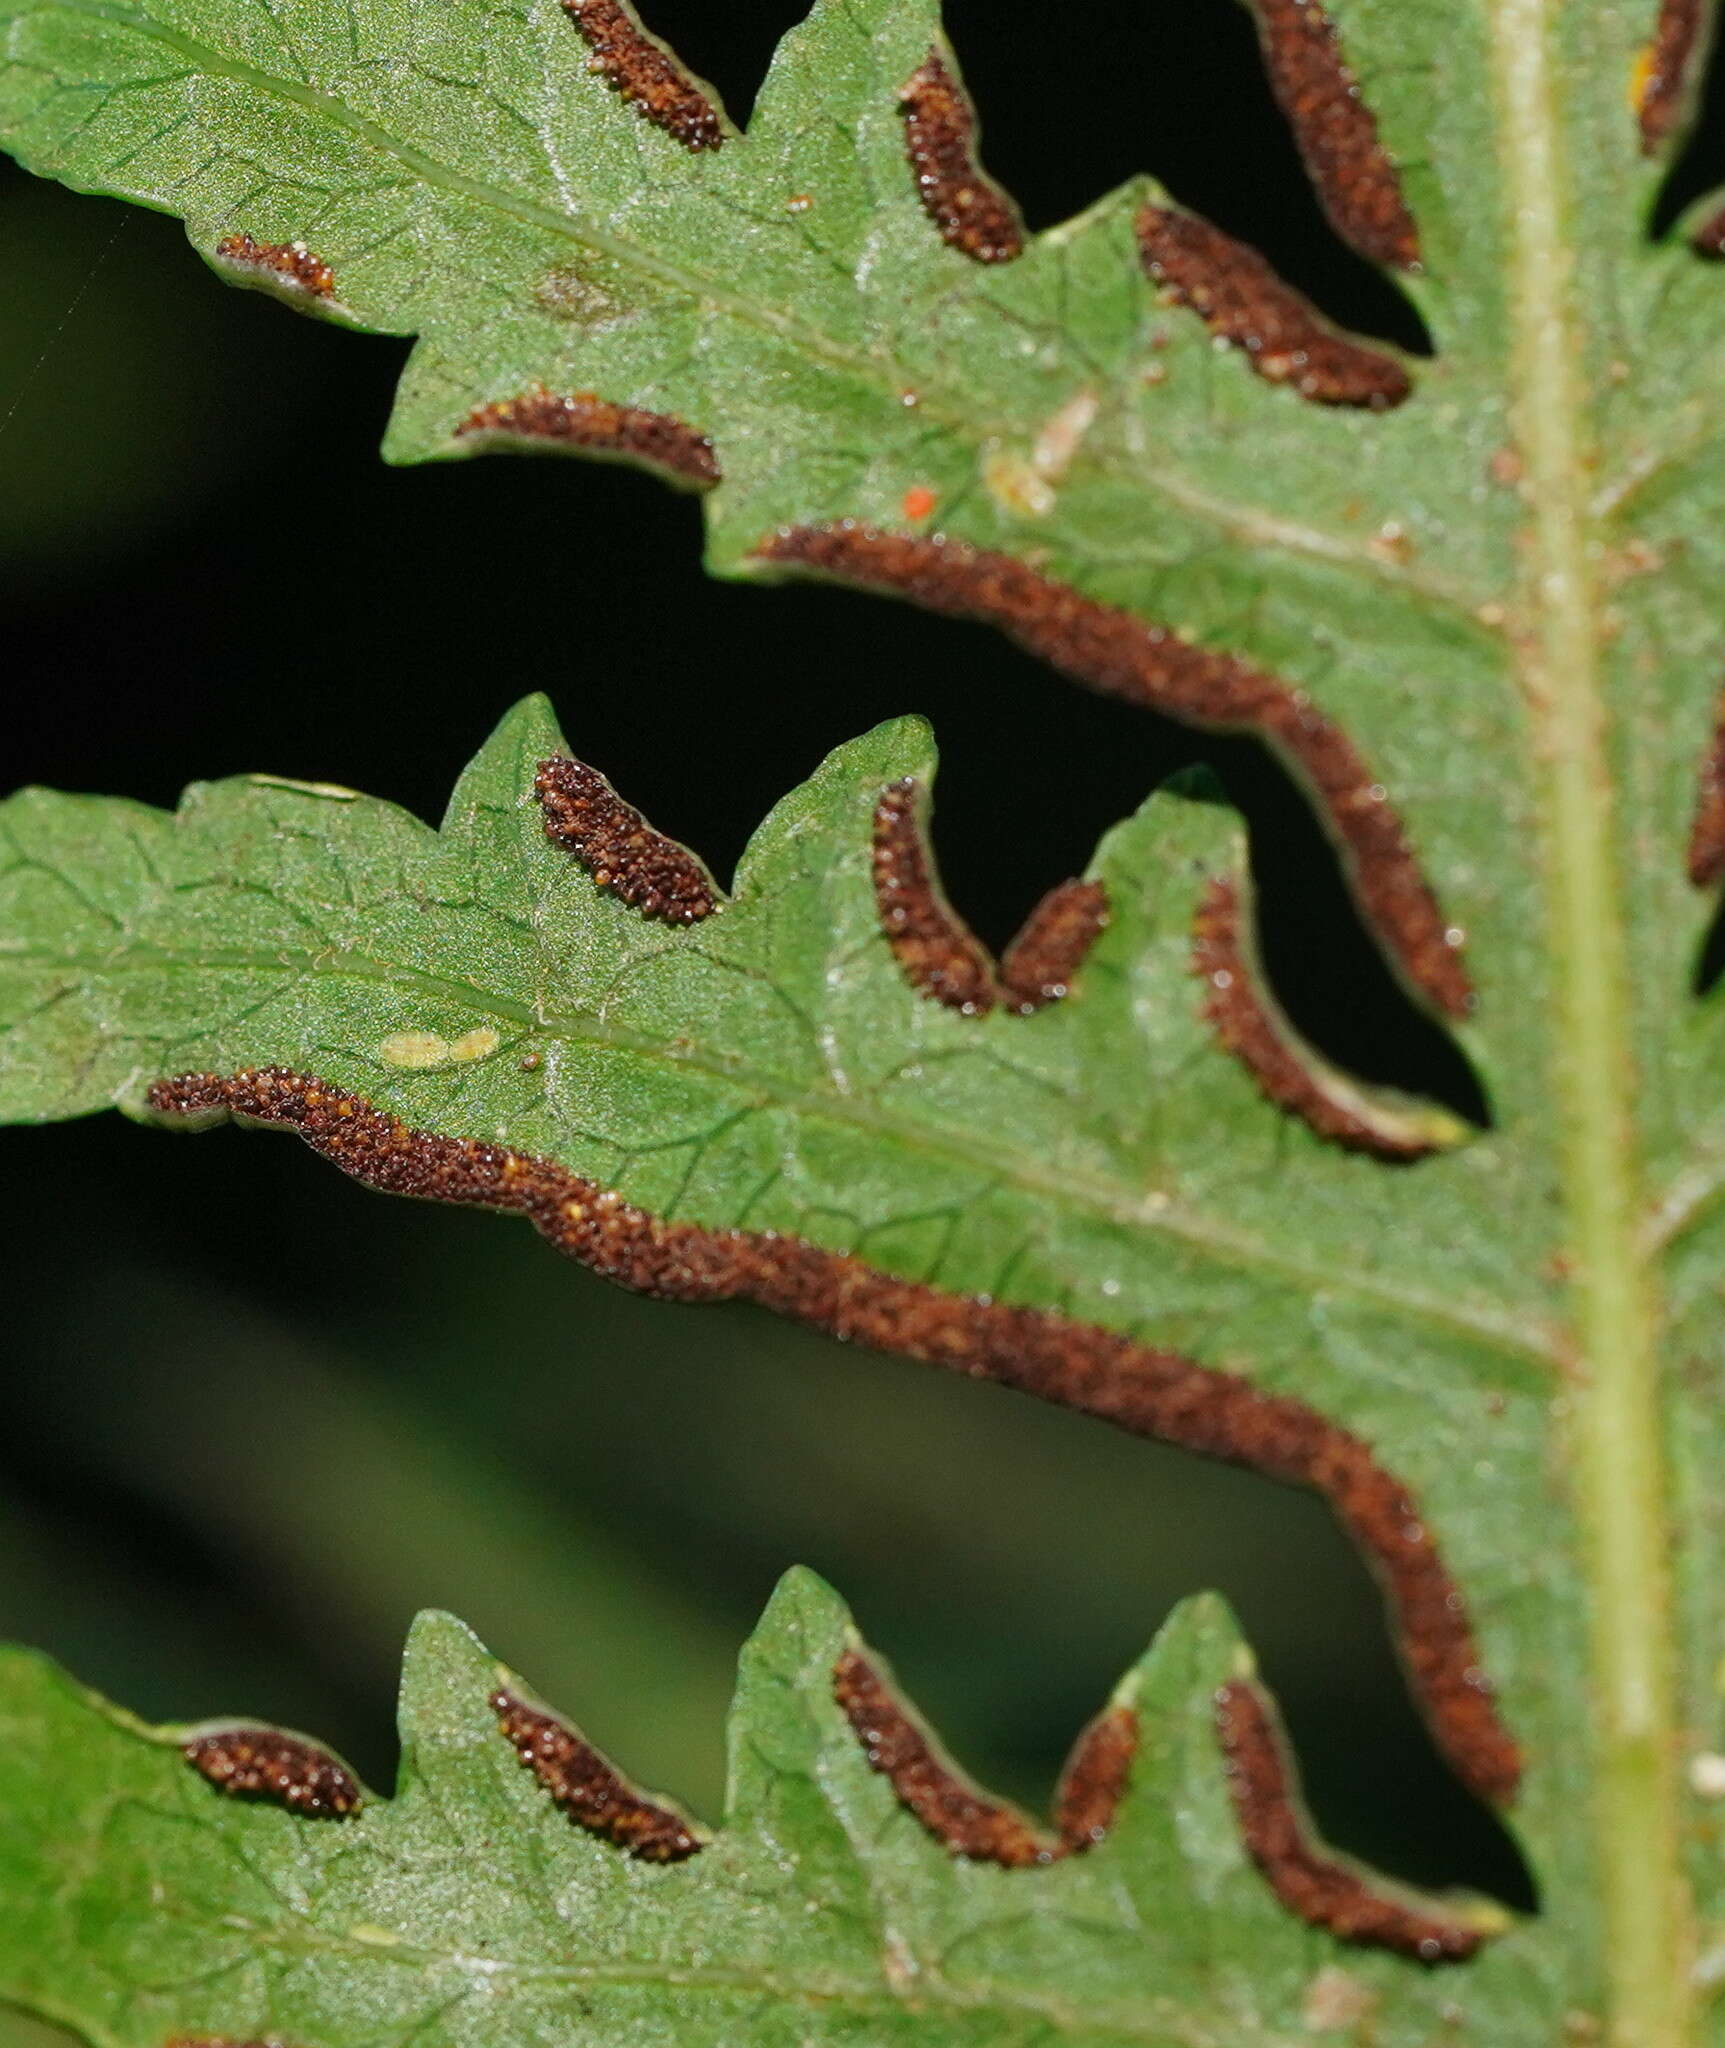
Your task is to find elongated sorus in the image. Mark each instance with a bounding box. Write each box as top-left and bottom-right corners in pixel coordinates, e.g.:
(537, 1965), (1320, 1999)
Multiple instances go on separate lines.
(834, 1647), (1136, 1864)
(898, 49), (1024, 264)
(872, 779), (1107, 1014)
(1246, 0), (1420, 269)
(757, 526), (1469, 1018)
(1193, 875), (1449, 1159)
(1688, 683), (1725, 886)
(491, 1688), (702, 1860)
(1696, 200), (1725, 256)
(213, 233), (336, 299)
(562, 0), (723, 150)
(1216, 1679), (1483, 1960)
(145, 1066), (1518, 1809)
(456, 390), (719, 487)
(182, 1726), (361, 1817)
(872, 778), (1007, 1013)
(536, 754), (720, 923)
(1637, 0), (1706, 150)
(1136, 205), (1411, 409)
(998, 878), (1112, 1012)
(165, 2038), (283, 2047)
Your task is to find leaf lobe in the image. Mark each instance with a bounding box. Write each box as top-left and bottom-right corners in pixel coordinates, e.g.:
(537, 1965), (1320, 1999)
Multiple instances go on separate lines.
(491, 1687), (703, 1860)
(536, 753), (721, 923)
(456, 390), (720, 487)
(562, 0), (724, 151)
(1245, 0), (1421, 269)
(1216, 1678), (1485, 1961)
(898, 48), (1024, 265)
(1135, 205), (1412, 409)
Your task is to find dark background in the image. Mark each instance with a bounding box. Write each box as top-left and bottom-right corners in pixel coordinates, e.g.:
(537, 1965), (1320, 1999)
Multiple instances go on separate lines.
(11, 0), (1690, 1974)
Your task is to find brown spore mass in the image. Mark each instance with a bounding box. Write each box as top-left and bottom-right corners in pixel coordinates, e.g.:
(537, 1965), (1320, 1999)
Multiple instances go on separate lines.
(834, 1648), (1058, 1863)
(759, 526), (1470, 1020)
(999, 877), (1112, 1013)
(1215, 1679), (1482, 1960)
(535, 753), (720, 923)
(1193, 874), (1440, 1159)
(214, 233), (336, 299)
(145, 1066), (1518, 1808)
(898, 49), (1024, 264)
(456, 390), (719, 488)
(1052, 1704), (1140, 1850)
(165, 2039), (284, 2047)
(834, 1649), (1135, 1863)
(182, 1726), (361, 1817)
(1246, 0), (1420, 270)
(872, 778), (1005, 1014)
(1135, 206), (1410, 409)
(1687, 682), (1725, 885)
(872, 779), (1107, 1015)
(1694, 204), (1725, 258)
(1638, 0), (1705, 151)
(562, 0), (723, 150)
(491, 1687), (702, 1860)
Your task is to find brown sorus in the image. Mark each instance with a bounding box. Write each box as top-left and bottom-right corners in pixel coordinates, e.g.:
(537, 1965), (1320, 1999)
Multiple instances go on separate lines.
(1245, 0), (1420, 270)
(1688, 682), (1725, 885)
(165, 2039), (284, 2047)
(872, 778), (1004, 1013)
(1215, 1679), (1482, 1960)
(757, 526), (1470, 1020)
(535, 754), (720, 923)
(182, 1726), (361, 1817)
(1193, 874), (1443, 1159)
(146, 1066), (1519, 1808)
(834, 1648), (1056, 1864)
(834, 1649), (1133, 1863)
(1637, 0), (1705, 151)
(1694, 203), (1725, 258)
(456, 390), (719, 488)
(898, 49), (1024, 264)
(562, 0), (723, 151)
(872, 780), (1107, 1014)
(491, 1688), (701, 1860)
(1135, 206), (1410, 409)
(999, 878), (1111, 1013)
(1052, 1704), (1139, 1850)
(213, 233), (336, 299)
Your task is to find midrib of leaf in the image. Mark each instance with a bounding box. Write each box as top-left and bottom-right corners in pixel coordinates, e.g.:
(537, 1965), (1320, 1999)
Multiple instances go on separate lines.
(1490, 2), (1686, 2041)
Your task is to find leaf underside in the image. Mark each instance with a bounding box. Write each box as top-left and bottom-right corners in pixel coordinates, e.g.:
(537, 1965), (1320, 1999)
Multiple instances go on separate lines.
(5, 0), (1725, 2042)
(0, 1573), (1471, 2048)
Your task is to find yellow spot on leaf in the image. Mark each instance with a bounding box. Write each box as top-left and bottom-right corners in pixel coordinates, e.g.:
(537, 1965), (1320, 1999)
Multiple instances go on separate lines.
(983, 388), (1097, 520)
(1629, 43), (1655, 116)
(983, 449), (1055, 518)
(450, 1026), (502, 1063)
(378, 1031), (451, 1069)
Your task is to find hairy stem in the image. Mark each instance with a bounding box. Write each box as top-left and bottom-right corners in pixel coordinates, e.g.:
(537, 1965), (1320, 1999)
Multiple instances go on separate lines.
(1490, 1), (1688, 2040)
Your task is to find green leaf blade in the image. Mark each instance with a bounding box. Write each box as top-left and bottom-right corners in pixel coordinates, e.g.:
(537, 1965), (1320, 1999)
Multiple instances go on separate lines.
(0, 1582), (1547, 2048)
